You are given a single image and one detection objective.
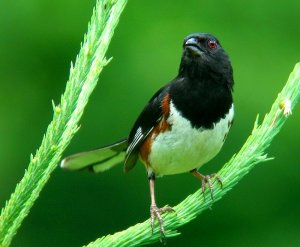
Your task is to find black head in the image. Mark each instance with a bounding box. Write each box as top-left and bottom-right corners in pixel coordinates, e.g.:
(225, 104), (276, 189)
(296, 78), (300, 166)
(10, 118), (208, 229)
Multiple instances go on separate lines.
(179, 33), (233, 90)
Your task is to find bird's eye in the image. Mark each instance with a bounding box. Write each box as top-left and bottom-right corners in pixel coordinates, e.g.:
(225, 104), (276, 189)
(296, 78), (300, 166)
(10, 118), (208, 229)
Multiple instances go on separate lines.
(208, 40), (217, 49)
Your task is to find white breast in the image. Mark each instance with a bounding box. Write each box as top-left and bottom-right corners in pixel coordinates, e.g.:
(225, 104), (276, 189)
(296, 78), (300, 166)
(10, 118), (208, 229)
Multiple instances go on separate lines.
(148, 102), (234, 176)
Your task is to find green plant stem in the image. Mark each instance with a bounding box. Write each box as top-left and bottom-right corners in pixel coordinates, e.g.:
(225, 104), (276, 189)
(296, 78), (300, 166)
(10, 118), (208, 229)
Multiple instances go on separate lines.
(0, 0), (127, 246)
(85, 63), (300, 246)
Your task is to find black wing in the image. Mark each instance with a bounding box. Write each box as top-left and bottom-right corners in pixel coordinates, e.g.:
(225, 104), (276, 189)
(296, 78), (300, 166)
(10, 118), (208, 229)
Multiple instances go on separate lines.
(124, 84), (171, 172)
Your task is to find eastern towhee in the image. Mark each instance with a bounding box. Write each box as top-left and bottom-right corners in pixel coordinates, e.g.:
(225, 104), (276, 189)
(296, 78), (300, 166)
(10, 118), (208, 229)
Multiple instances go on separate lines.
(61, 32), (234, 238)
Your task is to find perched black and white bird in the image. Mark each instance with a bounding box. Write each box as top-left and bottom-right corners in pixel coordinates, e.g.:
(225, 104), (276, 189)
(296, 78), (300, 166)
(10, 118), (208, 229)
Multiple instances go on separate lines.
(61, 33), (234, 237)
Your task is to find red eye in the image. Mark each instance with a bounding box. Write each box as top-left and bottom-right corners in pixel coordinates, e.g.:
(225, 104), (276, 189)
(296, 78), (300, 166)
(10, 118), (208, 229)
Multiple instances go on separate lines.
(208, 40), (217, 49)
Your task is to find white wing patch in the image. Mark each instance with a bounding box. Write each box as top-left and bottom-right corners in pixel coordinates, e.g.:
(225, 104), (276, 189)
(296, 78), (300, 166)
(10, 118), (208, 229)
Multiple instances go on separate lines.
(126, 114), (164, 157)
(126, 127), (145, 156)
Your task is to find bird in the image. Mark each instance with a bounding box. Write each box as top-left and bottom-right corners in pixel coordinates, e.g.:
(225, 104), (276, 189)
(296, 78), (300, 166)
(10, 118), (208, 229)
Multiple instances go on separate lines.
(61, 32), (234, 238)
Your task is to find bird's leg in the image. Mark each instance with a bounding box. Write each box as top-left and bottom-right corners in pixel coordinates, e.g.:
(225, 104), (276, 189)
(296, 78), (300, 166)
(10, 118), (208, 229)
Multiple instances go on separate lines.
(148, 172), (174, 239)
(190, 169), (223, 200)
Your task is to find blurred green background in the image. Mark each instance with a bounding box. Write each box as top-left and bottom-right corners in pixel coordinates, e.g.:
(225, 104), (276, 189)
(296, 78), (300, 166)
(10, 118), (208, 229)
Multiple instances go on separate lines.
(0, 0), (300, 246)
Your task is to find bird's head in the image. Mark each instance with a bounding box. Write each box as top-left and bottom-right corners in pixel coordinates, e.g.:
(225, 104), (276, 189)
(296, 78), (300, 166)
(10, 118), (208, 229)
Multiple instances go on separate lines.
(179, 33), (233, 89)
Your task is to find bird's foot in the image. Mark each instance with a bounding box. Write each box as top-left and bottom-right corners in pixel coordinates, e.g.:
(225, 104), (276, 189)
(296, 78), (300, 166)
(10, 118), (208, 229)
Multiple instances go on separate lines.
(150, 204), (175, 240)
(200, 173), (223, 199)
(191, 170), (223, 200)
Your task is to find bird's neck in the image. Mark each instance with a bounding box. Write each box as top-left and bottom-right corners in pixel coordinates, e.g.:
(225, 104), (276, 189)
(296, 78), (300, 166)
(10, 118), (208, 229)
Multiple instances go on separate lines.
(178, 55), (233, 91)
(171, 58), (233, 129)
(178, 59), (205, 80)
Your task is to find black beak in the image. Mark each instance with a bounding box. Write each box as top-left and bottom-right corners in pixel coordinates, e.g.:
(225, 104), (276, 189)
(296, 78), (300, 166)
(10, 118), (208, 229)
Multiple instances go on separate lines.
(184, 37), (203, 54)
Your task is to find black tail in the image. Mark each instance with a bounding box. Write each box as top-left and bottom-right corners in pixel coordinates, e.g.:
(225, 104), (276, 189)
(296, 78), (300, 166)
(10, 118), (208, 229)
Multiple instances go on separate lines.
(60, 139), (128, 173)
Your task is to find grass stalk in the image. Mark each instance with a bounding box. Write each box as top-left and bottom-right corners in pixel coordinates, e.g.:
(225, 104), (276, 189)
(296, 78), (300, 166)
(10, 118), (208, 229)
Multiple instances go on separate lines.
(0, 1), (127, 246)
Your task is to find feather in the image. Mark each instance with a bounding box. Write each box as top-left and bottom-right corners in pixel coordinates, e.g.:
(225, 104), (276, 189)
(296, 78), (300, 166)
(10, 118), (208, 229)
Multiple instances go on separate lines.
(61, 139), (127, 173)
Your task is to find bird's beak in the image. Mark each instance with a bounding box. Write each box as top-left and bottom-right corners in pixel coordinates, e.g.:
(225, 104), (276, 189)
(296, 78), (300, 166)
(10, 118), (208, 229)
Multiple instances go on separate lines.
(184, 37), (203, 55)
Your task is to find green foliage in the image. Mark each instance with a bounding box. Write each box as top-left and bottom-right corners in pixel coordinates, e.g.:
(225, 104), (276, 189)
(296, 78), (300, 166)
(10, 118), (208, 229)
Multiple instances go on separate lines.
(85, 64), (300, 246)
(0, 0), (127, 246)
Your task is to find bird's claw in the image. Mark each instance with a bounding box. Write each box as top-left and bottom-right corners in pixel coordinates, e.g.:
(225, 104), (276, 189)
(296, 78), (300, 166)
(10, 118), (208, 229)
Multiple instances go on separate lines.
(201, 173), (223, 200)
(191, 170), (223, 200)
(150, 205), (175, 241)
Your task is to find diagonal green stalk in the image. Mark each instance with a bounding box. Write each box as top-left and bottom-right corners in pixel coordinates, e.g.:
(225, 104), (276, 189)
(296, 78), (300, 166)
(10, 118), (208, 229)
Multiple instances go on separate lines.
(0, 0), (127, 246)
(85, 63), (300, 246)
